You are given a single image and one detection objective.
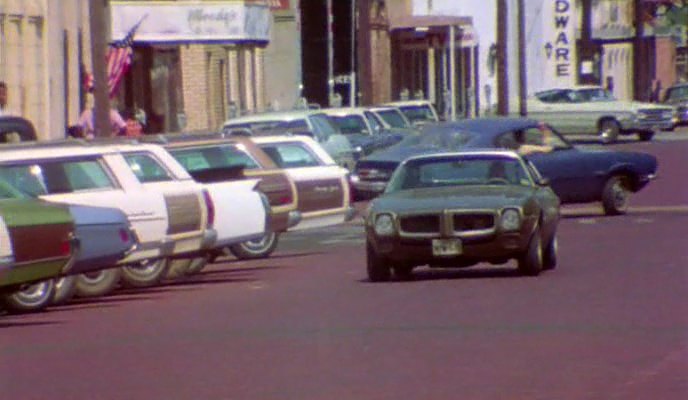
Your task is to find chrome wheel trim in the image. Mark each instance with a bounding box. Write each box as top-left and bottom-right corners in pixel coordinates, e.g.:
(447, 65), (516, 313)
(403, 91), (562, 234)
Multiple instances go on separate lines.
(241, 232), (276, 252)
(124, 259), (165, 277)
(15, 281), (52, 305)
(612, 180), (630, 210)
(80, 270), (107, 284)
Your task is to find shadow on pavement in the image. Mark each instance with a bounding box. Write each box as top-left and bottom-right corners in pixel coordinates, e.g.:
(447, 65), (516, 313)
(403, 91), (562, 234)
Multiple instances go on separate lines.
(0, 319), (62, 328)
(360, 266), (525, 283)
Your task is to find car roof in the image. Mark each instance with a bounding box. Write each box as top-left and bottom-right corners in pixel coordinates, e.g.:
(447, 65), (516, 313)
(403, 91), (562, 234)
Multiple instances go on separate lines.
(383, 100), (434, 107)
(427, 117), (540, 137)
(0, 141), (118, 160)
(223, 110), (324, 125)
(320, 107), (370, 116)
(403, 149), (522, 163)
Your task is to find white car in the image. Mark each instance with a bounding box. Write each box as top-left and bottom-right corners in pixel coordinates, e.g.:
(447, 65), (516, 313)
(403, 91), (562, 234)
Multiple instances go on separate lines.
(221, 110), (356, 170)
(527, 86), (675, 143)
(0, 142), (268, 294)
(250, 135), (356, 230)
(382, 100), (440, 127)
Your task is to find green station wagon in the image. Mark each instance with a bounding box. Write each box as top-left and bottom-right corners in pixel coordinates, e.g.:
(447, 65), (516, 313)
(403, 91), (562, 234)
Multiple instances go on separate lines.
(0, 180), (76, 312)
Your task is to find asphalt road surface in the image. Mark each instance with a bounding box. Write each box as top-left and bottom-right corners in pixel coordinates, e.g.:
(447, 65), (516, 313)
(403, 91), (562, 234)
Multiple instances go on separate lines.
(1, 133), (687, 400)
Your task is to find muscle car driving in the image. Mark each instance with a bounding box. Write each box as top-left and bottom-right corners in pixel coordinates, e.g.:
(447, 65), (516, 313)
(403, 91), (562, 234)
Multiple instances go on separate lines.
(365, 151), (560, 281)
(527, 86), (674, 143)
(354, 118), (657, 215)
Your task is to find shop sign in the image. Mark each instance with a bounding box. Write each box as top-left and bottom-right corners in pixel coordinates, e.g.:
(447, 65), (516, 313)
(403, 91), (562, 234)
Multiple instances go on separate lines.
(542, 0), (577, 87)
(111, 1), (271, 43)
(269, 0), (290, 10)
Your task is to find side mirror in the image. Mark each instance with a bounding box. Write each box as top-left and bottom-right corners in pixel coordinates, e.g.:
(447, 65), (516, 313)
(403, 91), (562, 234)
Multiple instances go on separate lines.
(537, 177), (550, 186)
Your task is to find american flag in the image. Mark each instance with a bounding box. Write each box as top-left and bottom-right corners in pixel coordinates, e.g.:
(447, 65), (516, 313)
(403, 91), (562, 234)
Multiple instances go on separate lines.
(85, 16), (145, 98)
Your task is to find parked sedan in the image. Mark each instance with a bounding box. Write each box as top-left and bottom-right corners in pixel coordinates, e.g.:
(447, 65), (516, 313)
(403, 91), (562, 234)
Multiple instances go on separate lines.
(355, 118), (657, 215)
(365, 151), (560, 281)
(663, 82), (688, 127)
(527, 86), (674, 143)
(383, 100), (441, 127)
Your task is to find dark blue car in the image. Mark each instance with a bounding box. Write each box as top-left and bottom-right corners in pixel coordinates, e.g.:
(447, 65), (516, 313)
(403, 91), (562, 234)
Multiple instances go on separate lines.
(353, 117), (658, 215)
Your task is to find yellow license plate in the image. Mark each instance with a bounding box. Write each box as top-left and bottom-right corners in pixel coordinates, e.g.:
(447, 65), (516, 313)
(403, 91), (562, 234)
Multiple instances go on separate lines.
(432, 239), (462, 256)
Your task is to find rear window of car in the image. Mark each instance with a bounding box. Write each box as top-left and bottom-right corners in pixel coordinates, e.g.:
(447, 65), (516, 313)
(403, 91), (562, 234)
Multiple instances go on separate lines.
(170, 144), (261, 172)
(398, 105), (437, 123)
(329, 115), (369, 135)
(375, 109), (410, 128)
(258, 143), (321, 168)
(0, 158), (116, 196)
(124, 153), (175, 183)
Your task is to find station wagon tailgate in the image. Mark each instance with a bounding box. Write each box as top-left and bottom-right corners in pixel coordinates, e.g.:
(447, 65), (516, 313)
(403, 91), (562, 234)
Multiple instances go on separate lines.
(203, 179), (268, 247)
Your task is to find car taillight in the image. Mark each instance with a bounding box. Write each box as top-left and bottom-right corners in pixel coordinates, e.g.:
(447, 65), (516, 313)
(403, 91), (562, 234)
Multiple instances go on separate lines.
(119, 228), (130, 243)
(203, 189), (215, 228)
(277, 193), (292, 205)
(60, 239), (72, 257)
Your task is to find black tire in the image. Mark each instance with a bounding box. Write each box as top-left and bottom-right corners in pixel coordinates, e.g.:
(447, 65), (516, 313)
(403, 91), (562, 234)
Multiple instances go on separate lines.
(601, 175), (630, 216)
(366, 242), (391, 282)
(393, 264), (414, 281)
(229, 232), (279, 260)
(1, 279), (56, 313)
(75, 268), (122, 298)
(166, 256), (210, 279)
(637, 131), (655, 142)
(120, 258), (170, 288)
(518, 229), (544, 276)
(598, 119), (620, 144)
(51, 276), (79, 305)
(543, 236), (558, 270)
(185, 256), (210, 275)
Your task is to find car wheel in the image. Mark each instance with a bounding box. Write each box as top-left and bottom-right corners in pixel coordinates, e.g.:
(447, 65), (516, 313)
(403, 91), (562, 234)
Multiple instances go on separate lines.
(637, 131), (655, 141)
(366, 242), (391, 282)
(518, 229), (543, 276)
(166, 256), (210, 279)
(543, 235), (558, 270)
(229, 232), (279, 260)
(1, 279), (56, 313)
(393, 264), (414, 281)
(598, 119), (620, 144)
(75, 268), (122, 298)
(601, 175), (630, 216)
(120, 259), (170, 288)
(51, 276), (79, 305)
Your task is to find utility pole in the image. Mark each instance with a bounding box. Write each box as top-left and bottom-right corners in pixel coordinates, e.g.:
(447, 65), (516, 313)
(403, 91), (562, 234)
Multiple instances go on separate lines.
(326, 0), (334, 106)
(496, 0), (508, 116)
(89, 0), (111, 137)
(350, 0), (356, 107)
(518, 0), (527, 116)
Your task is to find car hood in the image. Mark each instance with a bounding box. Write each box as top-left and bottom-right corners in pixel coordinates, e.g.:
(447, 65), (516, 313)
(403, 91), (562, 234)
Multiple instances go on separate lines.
(618, 101), (674, 112)
(371, 185), (538, 214)
(347, 131), (409, 155)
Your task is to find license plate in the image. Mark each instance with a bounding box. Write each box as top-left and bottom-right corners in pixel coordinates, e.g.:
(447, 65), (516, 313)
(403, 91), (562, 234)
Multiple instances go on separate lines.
(432, 239), (462, 256)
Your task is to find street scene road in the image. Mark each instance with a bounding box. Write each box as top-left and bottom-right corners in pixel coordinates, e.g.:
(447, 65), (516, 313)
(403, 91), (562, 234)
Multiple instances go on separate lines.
(1, 133), (686, 400)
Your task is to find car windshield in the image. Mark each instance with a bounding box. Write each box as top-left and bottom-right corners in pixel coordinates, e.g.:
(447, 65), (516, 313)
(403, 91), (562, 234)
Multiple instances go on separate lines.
(398, 105), (437, 123)
(665, 86), (688, 101)
(169, 144), (261, 172)
(329, 115), (370, 135)
(386, 155), (532, 192)
(375, 109), (411, 128)
(0, 178), (28, 199)
(576, 88), (616, 102)
(309, 113), (340, 140)
(397, 128), (472, 150)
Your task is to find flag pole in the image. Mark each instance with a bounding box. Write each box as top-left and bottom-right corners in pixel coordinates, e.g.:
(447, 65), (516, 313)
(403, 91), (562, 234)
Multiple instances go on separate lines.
(90, 0), (111, 137)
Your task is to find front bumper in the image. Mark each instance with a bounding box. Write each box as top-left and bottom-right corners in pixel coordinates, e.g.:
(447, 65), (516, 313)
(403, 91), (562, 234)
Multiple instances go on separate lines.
(620, 119), (674, 132)
(368, 232), (530, 266)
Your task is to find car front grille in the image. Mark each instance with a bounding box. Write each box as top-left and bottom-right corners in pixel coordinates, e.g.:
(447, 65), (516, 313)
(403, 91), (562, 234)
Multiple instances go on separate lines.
(452, 213), (495, 232)
(399, 214), (441, 234)
(638, 108), (673, 122)
(397, 211), (496, 237)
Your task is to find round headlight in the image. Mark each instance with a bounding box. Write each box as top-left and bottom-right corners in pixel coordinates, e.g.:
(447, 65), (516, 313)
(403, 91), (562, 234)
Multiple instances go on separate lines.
(374, 214), (395, 236)
(500, 209), (521, 231)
